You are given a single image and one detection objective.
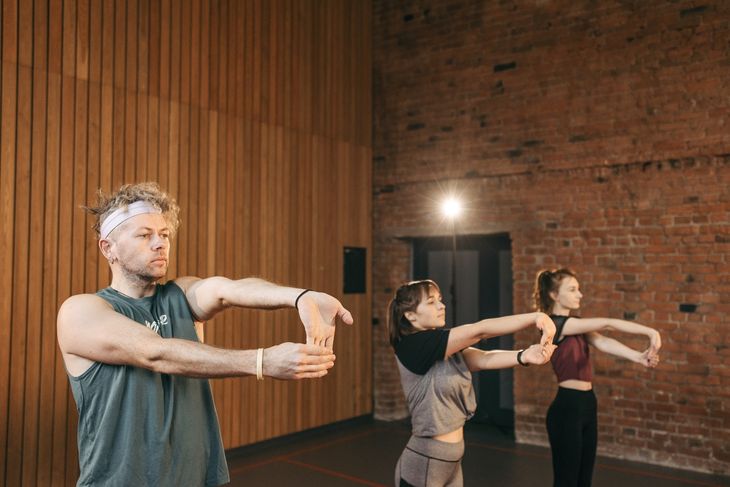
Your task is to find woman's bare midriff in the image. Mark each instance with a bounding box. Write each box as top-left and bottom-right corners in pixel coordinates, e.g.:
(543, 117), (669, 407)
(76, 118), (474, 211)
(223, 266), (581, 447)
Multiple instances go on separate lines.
(433, 427), (463, 443)
(559, 379), (593, 391)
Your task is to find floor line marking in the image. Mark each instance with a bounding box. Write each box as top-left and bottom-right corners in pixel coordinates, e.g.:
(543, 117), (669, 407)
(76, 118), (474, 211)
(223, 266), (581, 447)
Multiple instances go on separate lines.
(284, 458), (388, 487)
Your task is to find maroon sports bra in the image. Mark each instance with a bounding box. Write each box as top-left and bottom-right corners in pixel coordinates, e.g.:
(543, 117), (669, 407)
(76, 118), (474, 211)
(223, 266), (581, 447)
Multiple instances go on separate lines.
(550, 315), (593, 382)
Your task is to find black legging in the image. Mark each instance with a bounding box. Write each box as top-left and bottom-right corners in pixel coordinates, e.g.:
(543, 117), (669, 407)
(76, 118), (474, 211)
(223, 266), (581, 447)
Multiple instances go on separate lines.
(546, 387), (598, 487)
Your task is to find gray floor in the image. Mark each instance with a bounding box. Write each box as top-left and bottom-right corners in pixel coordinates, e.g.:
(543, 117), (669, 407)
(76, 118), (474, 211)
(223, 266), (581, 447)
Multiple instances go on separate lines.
(226, 418), (729, 486)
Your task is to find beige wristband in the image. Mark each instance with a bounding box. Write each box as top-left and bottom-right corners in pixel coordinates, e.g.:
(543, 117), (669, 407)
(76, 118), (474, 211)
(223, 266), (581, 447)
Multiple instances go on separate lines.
(256, 348), (264, 380)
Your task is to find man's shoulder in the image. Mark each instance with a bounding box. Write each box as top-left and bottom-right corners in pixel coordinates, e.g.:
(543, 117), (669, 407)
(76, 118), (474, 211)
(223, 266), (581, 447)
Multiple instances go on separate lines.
(57, 294), (113, 333)
(169, 276), (202, 294)
(61, 293), (110, 310)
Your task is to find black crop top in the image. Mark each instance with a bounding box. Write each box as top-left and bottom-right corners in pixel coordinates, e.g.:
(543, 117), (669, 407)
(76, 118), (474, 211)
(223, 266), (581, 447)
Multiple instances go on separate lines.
(394, 329), (450, 375)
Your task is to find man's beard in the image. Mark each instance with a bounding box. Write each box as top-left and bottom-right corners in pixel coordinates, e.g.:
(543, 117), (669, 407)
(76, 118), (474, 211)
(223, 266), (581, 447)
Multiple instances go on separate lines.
(118, 259), (167, 287)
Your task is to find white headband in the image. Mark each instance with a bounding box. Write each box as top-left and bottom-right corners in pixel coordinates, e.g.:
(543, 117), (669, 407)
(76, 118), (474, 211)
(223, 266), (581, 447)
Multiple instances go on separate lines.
(100, 201), (162, 239)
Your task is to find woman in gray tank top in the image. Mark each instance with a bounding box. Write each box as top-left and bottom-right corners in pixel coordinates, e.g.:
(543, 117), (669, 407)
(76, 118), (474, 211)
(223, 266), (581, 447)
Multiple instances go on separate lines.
(388, 280), (558, 487)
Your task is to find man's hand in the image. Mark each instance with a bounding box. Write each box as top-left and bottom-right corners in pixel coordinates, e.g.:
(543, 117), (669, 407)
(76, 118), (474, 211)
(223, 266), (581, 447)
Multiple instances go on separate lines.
(536, 313), (556, 347)
(296, 291), (354, 351)
(262, 343), (337, 379)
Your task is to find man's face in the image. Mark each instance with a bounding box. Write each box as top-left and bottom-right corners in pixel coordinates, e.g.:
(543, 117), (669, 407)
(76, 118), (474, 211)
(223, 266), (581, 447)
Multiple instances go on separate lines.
(105, 213), (171, 283)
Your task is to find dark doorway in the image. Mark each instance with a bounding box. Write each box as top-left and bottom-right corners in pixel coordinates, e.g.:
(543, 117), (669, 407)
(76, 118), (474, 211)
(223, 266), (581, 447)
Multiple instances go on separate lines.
(412, 233), (515, 433)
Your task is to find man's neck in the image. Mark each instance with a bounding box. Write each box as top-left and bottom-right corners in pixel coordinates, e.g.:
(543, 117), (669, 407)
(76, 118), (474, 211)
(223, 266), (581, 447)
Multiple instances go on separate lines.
(110, 274), (159, 298)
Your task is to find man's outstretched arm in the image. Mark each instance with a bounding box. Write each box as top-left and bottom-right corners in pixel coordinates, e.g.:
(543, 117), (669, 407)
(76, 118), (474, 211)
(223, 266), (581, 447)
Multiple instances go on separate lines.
(176, 276), (354, 350)
(57, 293), (335, 379)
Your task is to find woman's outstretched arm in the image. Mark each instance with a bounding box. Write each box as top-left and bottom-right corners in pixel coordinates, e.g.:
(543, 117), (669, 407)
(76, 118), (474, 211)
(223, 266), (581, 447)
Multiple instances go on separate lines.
(462, 342), (556, 372)
(586, 332), (660, 367)
(560, 317), (661, 354)
(445, 312), (555, 358)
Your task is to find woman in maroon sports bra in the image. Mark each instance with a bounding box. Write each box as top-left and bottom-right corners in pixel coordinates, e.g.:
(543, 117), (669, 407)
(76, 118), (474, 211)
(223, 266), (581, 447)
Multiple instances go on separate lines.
(534, 268), (662, 487)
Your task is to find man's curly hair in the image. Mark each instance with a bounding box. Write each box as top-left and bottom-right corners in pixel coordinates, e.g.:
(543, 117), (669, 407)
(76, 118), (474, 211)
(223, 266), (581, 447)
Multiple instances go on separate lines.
(83, 182), (181, 237)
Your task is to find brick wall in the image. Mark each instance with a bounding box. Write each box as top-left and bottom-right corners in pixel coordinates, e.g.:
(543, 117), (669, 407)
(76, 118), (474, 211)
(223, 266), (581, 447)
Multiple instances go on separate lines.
(372, 0), (730, 475)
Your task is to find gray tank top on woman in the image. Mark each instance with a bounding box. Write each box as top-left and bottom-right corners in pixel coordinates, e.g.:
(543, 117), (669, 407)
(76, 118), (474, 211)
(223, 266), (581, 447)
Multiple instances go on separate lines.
(67, 282), (229, 487)
(396, 347), (476, 437)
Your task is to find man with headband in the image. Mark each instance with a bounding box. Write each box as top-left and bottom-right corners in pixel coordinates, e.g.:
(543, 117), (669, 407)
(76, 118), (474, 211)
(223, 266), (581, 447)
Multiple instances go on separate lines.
(56, 182), (353, 486)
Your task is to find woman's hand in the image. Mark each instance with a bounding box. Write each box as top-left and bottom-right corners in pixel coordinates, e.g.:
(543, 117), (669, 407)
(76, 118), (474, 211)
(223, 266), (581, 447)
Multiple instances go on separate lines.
(648, 330), (662, 355)
(536, 313), (556, 347)
(521, 342), (557, 366)
(638, 347), (660, 368)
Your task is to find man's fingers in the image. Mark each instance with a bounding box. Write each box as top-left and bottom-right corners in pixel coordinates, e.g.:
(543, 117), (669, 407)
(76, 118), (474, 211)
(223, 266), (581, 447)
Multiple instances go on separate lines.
(295, 346), (336, 366)
(298, 354), (336, 366)
(297, 343), (334, 355)
(297, 361), (335, 372)
(290, 360), (335, 379)
(338, 307), (354, 325)
(294, 369), (330, 379)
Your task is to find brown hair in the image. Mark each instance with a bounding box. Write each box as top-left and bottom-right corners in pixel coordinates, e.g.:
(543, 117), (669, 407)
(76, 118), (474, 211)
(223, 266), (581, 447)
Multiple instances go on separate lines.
(533, 268), (578, 313)
(83, 182), (181, 237)
(387, 279), (440, 348)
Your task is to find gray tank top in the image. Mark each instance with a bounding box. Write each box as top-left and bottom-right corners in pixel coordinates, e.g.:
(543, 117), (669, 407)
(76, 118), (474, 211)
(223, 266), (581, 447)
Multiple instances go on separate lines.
(68, 282), (229, 486)
(396, 352), (476, 437)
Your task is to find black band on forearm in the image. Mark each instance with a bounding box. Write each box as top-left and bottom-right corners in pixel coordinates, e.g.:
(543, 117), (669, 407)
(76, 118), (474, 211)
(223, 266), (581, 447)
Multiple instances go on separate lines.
(295, 289), (311, 310)
(517, 349), (529, 367)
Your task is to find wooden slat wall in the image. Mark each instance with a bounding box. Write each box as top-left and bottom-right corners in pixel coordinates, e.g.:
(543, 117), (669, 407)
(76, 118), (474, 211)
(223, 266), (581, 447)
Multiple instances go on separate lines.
(0, 0), (373, 484)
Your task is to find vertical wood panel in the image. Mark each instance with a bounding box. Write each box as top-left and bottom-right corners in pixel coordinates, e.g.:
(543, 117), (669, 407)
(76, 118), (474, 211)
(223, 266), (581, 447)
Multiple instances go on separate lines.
(135, 0), (148, 180)
(36, 2), (63, 483)
(189, 0), (199, 107)
(0, 1), (18, 483)
(7, 0), (32, 477)
(1, 1), (372, 483)
(198, 0), (208, 109)
(22, 0), (48, 483)
(158, 0), (169, 98)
